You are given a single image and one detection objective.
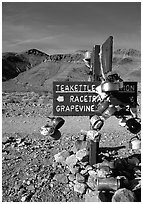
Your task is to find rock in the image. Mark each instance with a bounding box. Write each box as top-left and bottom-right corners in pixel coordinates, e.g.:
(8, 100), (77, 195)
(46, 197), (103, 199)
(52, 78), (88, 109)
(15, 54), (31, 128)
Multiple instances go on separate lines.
(128, 156), (140, 166)
(2, 137), (8, 144)
(75, 173), (85, 183)
(53, 173), (68, 184)
(78, 134), (86, 141)
(96, 167), (110, 178)
(63, 186), (70, 195)
(76, 148), (88, 161)
(78, 161), (88, 168)
(54, 150), (70, 164)
(130, 178), (141, 191)
(74, 182), (87, 194)
(114, 158), (128, 170)
(69, 181), (74, 188)
(71, 140), (88, 153)
(112, 188), (136, 202)
(16, 138), (22, 144)
(68, 174), (76, 182)
(27, 181), (31, 185)
(87, 175), (97, 190)
(80, 169), (88, 175)
(84, 188), (101, 202)
(27, 184), (35, 191)
(85, 165), (92, 171)
(98, 191), (114, 202)
(65, 154), (78, 168)
(88, 170), (97, 177)
(50, 182), (54, 188)
(69, 166), (80, 174)
(21, 196), (27, 202)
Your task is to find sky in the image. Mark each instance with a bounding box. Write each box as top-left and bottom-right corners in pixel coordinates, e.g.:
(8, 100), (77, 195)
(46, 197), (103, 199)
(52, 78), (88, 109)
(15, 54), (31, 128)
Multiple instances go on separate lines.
(2, 2), (141, 54)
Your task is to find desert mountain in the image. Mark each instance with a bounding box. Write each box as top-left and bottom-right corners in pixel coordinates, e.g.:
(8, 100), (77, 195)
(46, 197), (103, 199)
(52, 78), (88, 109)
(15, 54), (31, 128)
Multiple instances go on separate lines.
(2, 49), (49, 81)
(2, 48), (141, 93)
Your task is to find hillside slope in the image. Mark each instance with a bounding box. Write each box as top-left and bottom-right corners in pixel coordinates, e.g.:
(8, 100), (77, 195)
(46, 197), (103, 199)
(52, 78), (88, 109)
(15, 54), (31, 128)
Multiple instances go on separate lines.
(2, 48), (141, 92)
(2, 49), (49, 81)
(2, 49), (85, 82)
(112, 49), (141, 81)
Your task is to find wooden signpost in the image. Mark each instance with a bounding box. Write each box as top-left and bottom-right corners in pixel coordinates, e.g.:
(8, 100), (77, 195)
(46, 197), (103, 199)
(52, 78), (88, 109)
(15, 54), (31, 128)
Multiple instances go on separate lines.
(53, 36), (138, 166)
(88, 37), (113, 166)
(101, 36), (113, 75)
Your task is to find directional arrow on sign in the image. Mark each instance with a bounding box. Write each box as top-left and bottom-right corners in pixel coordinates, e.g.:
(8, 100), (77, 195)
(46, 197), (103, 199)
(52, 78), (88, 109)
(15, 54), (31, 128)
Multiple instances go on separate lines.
(57, 95), (64, 102)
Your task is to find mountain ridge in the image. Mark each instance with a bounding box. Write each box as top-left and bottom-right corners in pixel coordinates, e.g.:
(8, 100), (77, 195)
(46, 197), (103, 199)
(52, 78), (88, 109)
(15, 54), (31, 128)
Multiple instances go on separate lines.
(2, 48), (141, 93)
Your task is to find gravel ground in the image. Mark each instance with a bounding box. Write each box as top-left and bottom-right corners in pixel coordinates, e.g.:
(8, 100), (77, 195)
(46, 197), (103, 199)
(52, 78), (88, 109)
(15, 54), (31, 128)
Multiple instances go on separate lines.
(2, 91), (141, 202)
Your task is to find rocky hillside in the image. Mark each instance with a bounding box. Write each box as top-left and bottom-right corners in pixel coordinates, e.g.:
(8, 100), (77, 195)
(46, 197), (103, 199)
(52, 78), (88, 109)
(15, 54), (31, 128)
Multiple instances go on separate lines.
(2, 49), (86, 82)
(112, 49), (141, 81)
(2, 48), (141, 92)
(2, 49), (49, 81)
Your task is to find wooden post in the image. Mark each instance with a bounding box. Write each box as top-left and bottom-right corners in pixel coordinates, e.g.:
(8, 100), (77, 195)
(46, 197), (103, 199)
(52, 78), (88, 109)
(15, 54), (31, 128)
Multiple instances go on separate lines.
(91, 45), (101, 82)
(89, 45), (101, 166)
(88, 37), (113, 166)
(101, 36), (113, 74)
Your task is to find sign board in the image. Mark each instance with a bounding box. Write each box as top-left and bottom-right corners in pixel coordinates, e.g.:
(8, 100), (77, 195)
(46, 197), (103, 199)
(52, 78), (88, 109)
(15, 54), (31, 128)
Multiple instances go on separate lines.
(53, 81), (100, 116)
(53, 81), (137, 116)
(91, 45), (101, 81)
(101, 36), (113, 74)
(112, 81), (137, 108)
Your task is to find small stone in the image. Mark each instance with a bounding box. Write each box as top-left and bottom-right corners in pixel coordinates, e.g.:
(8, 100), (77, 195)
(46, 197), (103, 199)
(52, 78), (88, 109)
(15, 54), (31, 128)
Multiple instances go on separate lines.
(27, 181), (31, 185)
(21, 196), (26, 202)
(88, 170), (97, 177)
(78, 161), (88, 168)
(69, 181), (74, 188)
(112, 188), (135, 202)
(128, 156), (140, 166)
(18, 142), (25, 147)
(65, 154), (78, 168)
(63, 187), (70, 194)
(33, 154), (37, 158)
(130, 178), (141, 191)
(71, 140), (88, 153)
(53, 173), (68, 184)
(96, 168), (110, 178)
(68, 174), (76, 182)
(87, 175), (97, 190)
(85, 165), (92, 171)
(75, 173), (85, 183)
(52, 161), (57, 169)
(85, 188), (101, 202)
(69, 166), (80, 174)
(78, 134), (86, 141)
(76, 148), (88, 161)
(80, 169), (88, 175)
(74, 182), (87, 194)
(2, 137), (8, 144)
(16, 138), (21, 144)
(27, 184), (35, 191)
(23, 180), (26, 183)
(54, 150), (70, 164)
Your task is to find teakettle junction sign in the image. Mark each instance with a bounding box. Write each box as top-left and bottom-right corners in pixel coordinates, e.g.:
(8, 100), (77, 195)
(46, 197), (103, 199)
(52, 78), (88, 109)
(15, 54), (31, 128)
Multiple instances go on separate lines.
(53, 81), (137, 116)
(50, 36), (140, 168)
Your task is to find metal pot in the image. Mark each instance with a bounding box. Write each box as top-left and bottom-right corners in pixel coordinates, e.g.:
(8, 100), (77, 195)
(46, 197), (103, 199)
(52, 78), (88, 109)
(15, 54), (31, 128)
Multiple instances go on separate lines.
(97, 100), (110, 114)
(97, 177), (121, 191)
(101, 82), (120, 92)
(52, 117), (65, 130)
(101, 105), (117, 120)
(40, 125), (55, 136)
(129, 136), (141, 150)
(84, 51), (91, 59)
(90, 115), (104, 130)
(126, 118), (141, 134)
